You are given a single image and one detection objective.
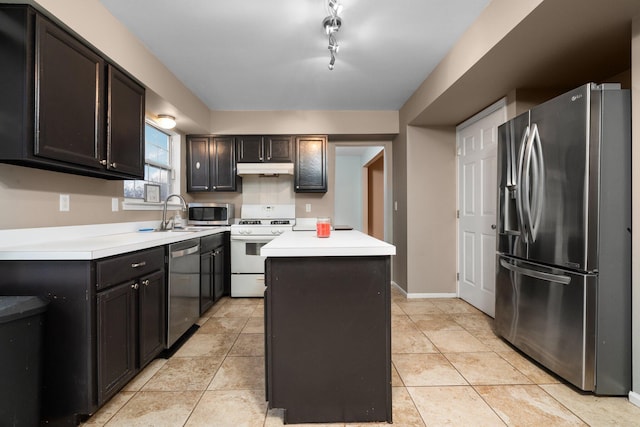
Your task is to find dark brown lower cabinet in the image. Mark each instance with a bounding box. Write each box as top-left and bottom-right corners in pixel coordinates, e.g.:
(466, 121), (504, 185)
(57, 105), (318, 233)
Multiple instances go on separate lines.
(265, 256), (392, 424)
(138, 270), (166, 367)
(199, 232), (229, 315)
(97, 269), (165, 405)
(0, 246), (165, 426)
(97, 280), (137, 405)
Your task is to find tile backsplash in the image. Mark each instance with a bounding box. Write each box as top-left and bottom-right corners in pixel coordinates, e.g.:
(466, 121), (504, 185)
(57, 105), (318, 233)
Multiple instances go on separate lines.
(241, 175), (295, 205)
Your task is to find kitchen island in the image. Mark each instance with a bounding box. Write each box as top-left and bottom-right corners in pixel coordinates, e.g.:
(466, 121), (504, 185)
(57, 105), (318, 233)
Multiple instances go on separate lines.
(261, 230), (395, 424)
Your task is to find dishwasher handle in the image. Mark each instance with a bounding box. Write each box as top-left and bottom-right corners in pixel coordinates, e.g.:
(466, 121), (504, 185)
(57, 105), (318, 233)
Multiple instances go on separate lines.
(171, 244), (200, 259)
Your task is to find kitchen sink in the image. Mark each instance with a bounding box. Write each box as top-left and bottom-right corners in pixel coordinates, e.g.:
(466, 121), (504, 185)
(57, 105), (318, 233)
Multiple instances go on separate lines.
(155, 227), (209, 233)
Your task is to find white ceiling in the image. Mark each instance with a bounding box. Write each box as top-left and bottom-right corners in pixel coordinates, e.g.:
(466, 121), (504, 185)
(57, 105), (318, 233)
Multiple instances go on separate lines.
(99, 0), (490, 111)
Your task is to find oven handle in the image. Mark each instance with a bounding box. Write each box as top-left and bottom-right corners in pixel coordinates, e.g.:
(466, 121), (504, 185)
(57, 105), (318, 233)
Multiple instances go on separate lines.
(230, 235), (275, 243)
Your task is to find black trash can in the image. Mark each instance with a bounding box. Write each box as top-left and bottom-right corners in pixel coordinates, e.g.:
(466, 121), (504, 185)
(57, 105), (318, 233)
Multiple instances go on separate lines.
(0, 296), (48, 427)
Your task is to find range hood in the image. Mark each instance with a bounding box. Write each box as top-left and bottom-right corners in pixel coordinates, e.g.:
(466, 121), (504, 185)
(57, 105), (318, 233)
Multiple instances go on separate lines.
(236, 163), (294, 176)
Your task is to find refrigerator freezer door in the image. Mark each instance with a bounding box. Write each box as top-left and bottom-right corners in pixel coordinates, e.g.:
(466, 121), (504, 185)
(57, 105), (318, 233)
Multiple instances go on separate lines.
(495, 255), (596, 391)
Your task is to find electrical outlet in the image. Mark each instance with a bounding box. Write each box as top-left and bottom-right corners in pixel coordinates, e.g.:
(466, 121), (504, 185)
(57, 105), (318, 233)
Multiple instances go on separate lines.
(112, 198), (119, 212)
(59, 194), (70, 212)
(305, 203), (311, 212)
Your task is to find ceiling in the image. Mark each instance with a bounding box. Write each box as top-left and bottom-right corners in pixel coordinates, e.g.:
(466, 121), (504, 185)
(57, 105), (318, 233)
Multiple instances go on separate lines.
(98, 0), (490, 111)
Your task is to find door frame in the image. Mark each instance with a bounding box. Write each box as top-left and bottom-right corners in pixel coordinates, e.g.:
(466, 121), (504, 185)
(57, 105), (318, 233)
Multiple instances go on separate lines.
(455, 98), (506, 310)
(363, 151), (385, 239)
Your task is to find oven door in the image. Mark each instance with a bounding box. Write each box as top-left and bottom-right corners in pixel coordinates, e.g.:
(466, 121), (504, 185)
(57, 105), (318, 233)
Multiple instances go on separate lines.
(231, 235), (273, 273)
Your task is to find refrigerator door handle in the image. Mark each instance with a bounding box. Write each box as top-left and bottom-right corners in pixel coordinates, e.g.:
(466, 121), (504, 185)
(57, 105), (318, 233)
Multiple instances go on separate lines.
(500, 259), (571, 285)
(529, 124), (545, 242)
(522, 129), (534, 242)
(516, 126), (531, 243)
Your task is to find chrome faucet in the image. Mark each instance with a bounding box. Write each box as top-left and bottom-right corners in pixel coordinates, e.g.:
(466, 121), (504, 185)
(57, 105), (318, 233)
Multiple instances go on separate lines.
(160, 194), (187, 230)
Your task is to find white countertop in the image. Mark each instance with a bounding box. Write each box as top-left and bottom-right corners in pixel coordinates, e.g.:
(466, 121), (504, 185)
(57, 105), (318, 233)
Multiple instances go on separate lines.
(260, 230), (396, 257)
(0, 222), (229, 260)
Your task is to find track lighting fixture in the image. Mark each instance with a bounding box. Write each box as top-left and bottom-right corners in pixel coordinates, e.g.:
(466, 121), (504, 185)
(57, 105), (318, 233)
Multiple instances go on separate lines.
(322, 0), (342, 70)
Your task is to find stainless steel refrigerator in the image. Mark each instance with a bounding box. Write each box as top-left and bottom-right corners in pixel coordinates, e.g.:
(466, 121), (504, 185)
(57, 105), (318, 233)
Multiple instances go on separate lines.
(495, 83), (631, 395)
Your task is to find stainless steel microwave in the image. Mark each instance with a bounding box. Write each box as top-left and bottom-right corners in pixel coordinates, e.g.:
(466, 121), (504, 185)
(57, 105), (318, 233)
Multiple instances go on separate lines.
(187, 203), (234, 226)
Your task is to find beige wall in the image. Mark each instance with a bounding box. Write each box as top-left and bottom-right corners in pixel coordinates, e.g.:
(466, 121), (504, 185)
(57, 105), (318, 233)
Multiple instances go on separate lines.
(392, 120), (408, 290)
(0, 164), (158, 229)
(406, 126), (456, 295)
(211, 110), (398, 136)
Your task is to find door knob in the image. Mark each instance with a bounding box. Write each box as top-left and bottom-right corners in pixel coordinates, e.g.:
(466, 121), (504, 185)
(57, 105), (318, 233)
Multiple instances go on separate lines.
(491, 224), (497, 230)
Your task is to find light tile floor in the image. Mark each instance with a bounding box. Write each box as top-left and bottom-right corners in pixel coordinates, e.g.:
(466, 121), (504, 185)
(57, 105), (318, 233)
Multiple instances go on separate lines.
(82, 287), (640, 426)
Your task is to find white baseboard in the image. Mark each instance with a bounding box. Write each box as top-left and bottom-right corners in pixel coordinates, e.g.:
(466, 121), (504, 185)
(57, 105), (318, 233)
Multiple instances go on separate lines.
(629, 391), (640, 408)
(407, 292), (457, 299)
(390, 282), (457, 299)
(391, 281), (406, 295)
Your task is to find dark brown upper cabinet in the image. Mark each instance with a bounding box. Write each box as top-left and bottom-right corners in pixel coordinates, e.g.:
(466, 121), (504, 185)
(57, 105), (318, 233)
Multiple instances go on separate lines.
(295, 136), (327, 193)
(237, 136), (293, 163)
(187, 135), (241, 192)
(106, 65), (145, 178)
(0, 5), (145, 179)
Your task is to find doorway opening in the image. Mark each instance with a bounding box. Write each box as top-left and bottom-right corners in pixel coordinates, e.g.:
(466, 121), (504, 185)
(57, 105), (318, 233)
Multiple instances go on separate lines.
(333, 143), (392, 242)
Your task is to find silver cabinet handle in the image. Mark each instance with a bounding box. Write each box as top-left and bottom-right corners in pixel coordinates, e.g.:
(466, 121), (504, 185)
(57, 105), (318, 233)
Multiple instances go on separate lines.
(131, 283), (139, 290)
(131, 261), (147, 268)
(142, 279), (150, 286)
(500, 259), (571, 285)
(111, 162), (117, 168)
(100, 159), (107, 165)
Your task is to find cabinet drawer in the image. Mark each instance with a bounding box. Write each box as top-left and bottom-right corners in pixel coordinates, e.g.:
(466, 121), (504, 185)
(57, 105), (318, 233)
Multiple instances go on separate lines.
(96, 247), (165, 291)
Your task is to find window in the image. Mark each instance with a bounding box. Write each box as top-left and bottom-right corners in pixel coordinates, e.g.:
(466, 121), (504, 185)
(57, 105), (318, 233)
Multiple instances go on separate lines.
(124, 122), (179, 205)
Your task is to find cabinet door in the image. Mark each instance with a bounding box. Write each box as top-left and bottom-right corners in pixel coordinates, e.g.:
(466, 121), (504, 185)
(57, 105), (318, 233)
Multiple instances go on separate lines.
(295, 136), (327, 193)
(106, 65), (145, 179)
(138, 270), (166, 367)
(236, 136), (263, 162)
(213, 244), (225, 301)
(34, 14), (105, 169)
(187, 136), (211, 191)
(212, 136), (239, 191)
(200, 251), (214, 315)
(97, 281), (136, 405)
(265, 136), (293, 163)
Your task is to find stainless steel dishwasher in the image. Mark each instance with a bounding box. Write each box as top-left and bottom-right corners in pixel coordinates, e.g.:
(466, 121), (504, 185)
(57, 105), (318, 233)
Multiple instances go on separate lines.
(166, 238), (200, 348)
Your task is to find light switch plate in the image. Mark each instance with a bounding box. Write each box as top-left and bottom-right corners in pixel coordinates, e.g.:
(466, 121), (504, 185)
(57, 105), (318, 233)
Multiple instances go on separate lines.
(59, 194), (70, 212)
(305, 203), (311, 212)
(112, 198), (119, 212)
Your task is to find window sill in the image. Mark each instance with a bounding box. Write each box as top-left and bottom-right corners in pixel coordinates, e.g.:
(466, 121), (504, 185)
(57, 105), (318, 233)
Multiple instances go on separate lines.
(122, 199), (183, 211)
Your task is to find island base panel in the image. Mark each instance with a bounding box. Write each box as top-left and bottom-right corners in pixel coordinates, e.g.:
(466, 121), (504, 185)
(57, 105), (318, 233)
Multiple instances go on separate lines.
(265, 256), (392, 424)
